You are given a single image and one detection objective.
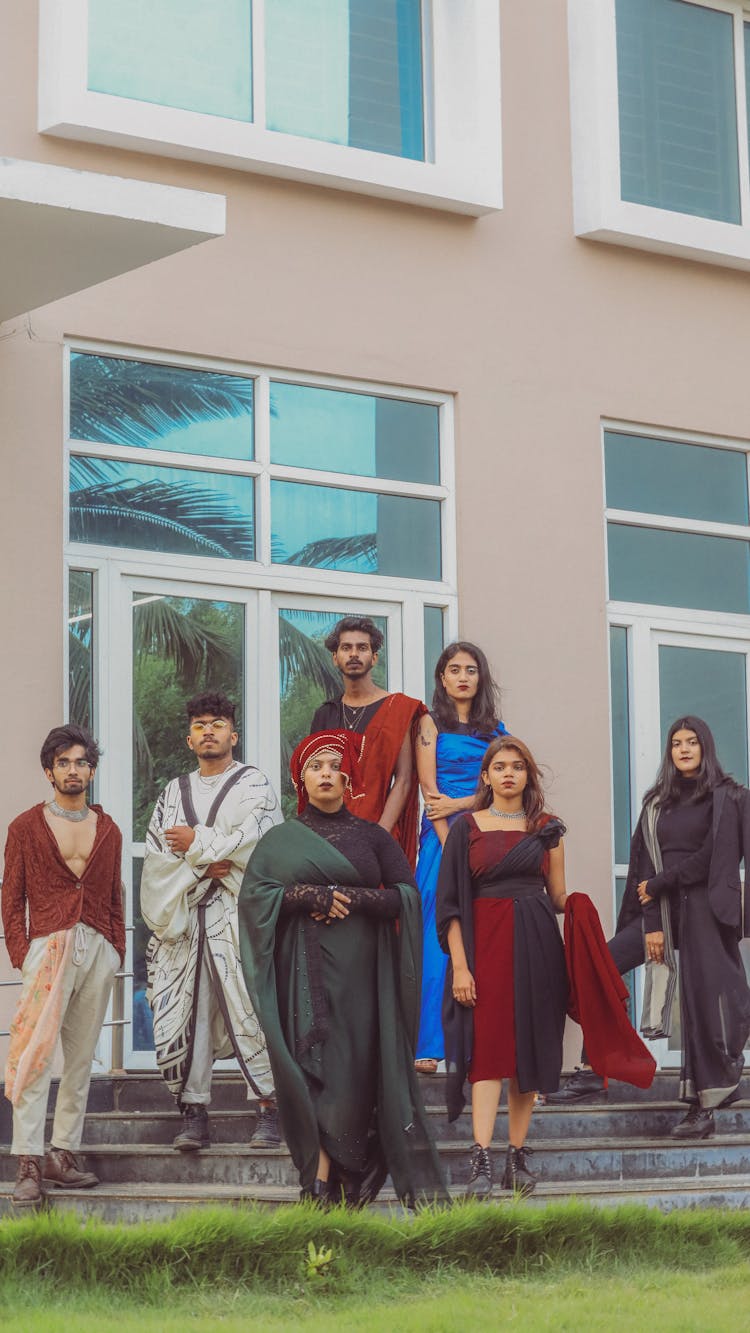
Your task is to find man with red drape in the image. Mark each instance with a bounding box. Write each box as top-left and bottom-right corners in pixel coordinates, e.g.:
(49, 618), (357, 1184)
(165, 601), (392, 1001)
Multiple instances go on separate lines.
(311, 616), (426, 867)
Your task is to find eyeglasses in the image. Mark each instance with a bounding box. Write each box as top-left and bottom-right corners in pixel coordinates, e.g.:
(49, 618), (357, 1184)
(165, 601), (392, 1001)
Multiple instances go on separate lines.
(54, 759), (92, 771)
(190, 719), (231, 733)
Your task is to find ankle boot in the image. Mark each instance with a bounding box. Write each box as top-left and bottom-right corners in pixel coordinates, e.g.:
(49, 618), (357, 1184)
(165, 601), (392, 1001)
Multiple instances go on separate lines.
(465, 1142), (493, 1199)
(300, 1177), (333, 1207)
(502, 1144), (537, 1197)
(12, 1156), (45, 1207)
(173, 1103), (210, 1151)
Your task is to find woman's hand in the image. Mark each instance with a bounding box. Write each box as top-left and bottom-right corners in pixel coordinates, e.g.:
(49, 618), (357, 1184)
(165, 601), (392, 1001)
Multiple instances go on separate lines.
(423, 791), (457, 822)
(637, 880), (653, 904)
(311, 889), (351, 924)
(452, 965), (476, 1007)
(645, 931), (665, 964)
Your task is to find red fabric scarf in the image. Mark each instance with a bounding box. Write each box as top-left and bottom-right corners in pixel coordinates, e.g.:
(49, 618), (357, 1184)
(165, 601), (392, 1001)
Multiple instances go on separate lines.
(564, 891), (656, 1089)
(346, 694), (427, 869)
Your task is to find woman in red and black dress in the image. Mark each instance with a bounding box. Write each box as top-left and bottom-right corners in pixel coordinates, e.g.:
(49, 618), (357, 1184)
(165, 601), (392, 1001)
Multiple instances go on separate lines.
(436, 735), (568, 1196)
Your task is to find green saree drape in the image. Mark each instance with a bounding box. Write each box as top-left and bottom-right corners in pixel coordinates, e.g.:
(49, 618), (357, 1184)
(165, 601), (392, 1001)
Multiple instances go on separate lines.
(238, 817), (447, 1204)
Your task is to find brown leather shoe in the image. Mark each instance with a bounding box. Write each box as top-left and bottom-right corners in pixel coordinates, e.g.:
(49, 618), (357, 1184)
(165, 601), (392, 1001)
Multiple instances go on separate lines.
(43, 1146), (99, 1189)
(12, 1156), (46, 1207)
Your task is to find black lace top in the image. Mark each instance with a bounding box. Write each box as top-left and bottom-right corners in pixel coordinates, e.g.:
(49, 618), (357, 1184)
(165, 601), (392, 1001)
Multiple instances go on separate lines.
(279, 805), (415, 920)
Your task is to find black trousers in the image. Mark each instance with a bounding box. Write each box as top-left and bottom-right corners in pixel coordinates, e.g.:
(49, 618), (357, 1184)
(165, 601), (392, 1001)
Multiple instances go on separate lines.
(581, 917), (644, 1064)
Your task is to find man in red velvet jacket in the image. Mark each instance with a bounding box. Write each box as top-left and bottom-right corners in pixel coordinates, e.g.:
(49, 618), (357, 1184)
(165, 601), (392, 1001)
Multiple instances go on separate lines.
(1, 724), (125, 1207)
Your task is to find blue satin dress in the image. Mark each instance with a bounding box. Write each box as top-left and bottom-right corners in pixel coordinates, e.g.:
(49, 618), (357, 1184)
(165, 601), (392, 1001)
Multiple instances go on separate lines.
(415, 718), (507, 1060)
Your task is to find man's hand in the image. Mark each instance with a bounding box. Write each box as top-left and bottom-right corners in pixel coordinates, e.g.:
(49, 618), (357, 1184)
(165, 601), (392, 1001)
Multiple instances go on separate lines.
(164, 825), (196, 854)
(207, 860), (232, 879)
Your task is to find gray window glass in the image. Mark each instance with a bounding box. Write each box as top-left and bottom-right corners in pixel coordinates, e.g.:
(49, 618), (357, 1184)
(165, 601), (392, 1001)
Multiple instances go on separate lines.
(265, 0), (424, 160)
(423, 606), (445, 703)
(70, 457), (254, 560)
(604, 431), (749, 525)
(608, 523), (750, 614)
(70, 354), (254, 461)
(610, 626), (632, 865)
(658, 643), (748, 785)
(88, 0), (253, 121)
(271, 480), (441, 579)
(271, 381), (439, 483)
(616, 0), (740, 222)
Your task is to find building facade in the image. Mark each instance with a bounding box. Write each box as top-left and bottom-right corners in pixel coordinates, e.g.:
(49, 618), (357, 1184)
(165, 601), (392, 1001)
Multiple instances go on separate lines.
(2, 0), (750, 1073)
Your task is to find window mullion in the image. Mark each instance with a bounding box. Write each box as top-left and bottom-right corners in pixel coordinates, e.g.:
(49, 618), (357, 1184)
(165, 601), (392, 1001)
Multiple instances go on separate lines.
(252, 0), (267, 130)
(255, 372), (272, 567)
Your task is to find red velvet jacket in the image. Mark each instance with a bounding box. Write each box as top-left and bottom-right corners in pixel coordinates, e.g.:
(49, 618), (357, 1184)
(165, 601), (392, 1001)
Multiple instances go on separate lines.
(2, 803), (125, 969)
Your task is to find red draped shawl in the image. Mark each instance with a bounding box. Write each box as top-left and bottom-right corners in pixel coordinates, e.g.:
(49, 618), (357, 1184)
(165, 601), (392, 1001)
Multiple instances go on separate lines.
(344, 693), (427, 869)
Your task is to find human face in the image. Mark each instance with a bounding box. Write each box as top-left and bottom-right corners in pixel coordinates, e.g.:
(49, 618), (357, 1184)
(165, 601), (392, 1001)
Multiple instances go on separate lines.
(441, 651), (479, 704)
(44, 745), (95, 797)
(332, 633), (377, 681)
(187, 715), (237, 763)
(303, 750), (347, 812)
(671, 728), (702, 777)
(482, 748), (528, 808)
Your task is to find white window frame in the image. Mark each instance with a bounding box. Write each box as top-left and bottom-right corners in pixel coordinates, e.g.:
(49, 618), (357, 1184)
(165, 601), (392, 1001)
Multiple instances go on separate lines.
(569, 0), (750, 270)
(39, 0), (502, 216)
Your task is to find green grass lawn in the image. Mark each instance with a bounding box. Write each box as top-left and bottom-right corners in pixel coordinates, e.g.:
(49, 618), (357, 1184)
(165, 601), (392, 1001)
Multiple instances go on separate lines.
(1, 1202), (749, 1331)
(2, 1266), (750, 1332)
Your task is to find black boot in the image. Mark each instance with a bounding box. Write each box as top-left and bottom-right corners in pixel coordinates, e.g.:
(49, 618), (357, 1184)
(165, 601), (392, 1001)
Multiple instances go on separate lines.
(465, 1142), (493, 1199)
(249, 1103), (282, 1149)
(544, 1067), (607, 1104)
(502, 1144), (537, 1196)
(173, 1103), (210, 1151)
(670, 1105), (715, 1139)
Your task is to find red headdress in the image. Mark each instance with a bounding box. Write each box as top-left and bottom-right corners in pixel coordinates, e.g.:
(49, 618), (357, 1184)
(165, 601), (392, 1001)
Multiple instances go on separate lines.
(290, 730), (366, 814)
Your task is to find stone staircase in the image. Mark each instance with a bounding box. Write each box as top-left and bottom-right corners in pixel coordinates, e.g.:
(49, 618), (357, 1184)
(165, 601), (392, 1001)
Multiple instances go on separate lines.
(1, 1072), (749, 1220)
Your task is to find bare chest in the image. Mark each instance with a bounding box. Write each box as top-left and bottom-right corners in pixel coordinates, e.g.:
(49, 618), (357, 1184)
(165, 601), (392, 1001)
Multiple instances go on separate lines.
(44, 809), (98, 875)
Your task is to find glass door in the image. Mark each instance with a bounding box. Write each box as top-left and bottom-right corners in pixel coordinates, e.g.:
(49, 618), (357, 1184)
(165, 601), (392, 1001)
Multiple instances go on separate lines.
(109, 575), (257, 1070)
(271, 594), (403, 820)
(649, 628), (750, 1065)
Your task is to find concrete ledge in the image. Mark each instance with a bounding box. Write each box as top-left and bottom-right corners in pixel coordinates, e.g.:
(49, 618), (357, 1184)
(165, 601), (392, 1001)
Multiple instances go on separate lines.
(0, 156), (226, 321)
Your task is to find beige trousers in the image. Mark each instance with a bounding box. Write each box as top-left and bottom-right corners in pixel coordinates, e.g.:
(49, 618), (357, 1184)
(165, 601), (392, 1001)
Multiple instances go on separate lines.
(11, 923), (119, 1157)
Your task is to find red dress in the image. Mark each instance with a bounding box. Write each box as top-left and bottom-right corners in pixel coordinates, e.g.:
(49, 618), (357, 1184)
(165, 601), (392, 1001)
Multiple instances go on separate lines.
(468, 824), (560, 1086)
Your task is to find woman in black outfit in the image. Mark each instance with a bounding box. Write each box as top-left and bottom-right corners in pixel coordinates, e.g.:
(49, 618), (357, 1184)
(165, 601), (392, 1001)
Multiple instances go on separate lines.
(550, 717), (750, 1135)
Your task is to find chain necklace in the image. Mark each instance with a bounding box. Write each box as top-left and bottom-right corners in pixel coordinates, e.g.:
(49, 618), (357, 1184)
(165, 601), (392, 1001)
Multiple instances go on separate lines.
(489, 806), (526, 821)
(47, 799), (89, 823)
(341, 700), (368, 731)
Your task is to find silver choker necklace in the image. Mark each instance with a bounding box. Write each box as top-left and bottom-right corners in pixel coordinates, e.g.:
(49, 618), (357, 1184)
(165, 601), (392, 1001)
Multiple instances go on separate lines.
(489, 806), (526, 820)
(48, 799), (89, 823)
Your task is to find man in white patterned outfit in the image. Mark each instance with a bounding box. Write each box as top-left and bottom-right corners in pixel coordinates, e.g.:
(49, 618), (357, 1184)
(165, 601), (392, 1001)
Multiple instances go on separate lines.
(140, 691), (283, 1150)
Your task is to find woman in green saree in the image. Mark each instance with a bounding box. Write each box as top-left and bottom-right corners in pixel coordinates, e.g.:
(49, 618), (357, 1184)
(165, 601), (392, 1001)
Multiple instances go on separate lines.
(238, 730), (447, 1207)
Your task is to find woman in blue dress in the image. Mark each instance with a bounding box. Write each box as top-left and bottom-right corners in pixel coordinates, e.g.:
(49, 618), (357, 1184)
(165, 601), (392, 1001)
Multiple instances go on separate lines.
(414, 642), (506, 1073)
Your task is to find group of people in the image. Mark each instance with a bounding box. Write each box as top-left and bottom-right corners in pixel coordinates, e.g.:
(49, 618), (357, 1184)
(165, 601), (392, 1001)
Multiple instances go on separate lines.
(3, 615), (749, 1209)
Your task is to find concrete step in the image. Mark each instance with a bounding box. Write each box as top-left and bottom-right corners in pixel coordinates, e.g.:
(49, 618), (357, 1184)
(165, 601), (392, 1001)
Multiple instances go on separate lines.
(34, 1100), (750, 1148)
(4, 1133), (750, 1189)
(2, 1172), (750, 1223)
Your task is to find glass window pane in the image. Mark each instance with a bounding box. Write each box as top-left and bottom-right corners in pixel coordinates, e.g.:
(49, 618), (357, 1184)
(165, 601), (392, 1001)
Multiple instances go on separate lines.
(658, 644), (748, 785)
(132, 593), (245, 841)
(70, 354), (254, 461)
(604, 431), (749, 525)
(88, 0), (253, 121)
(423, 606), (445, 703)
(608, 523), (750, 614)
(278, 607), (388, 818)
(70, 457), (254, 560)
(131, 857), (155, 1053)
(610, 626), (632, 865)
(271, 480), (441, 579)
(746, 24), (750, 180)
(271, 381), (439, 483)
(616, 0), (740, 222)
(266, 0), (425, 160)
(69, 570), (94, 733)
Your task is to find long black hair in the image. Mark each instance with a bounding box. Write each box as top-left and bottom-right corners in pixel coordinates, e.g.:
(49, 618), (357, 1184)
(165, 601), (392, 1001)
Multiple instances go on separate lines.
(642, 715), (740, 808)
(431, 641), (501, 736)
